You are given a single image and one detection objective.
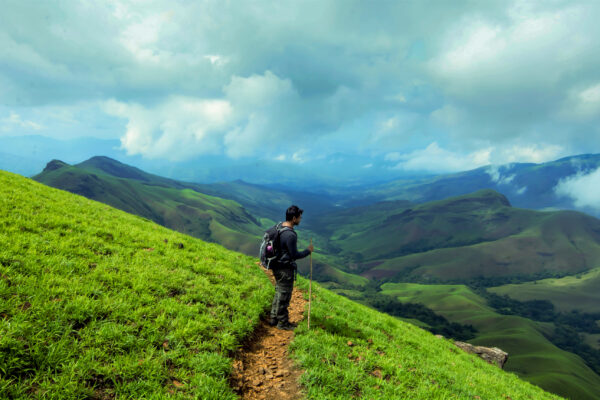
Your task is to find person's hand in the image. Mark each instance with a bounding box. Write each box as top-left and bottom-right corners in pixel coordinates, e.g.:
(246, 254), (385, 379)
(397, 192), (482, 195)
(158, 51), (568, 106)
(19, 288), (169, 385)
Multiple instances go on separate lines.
(308, 244), (314, 253)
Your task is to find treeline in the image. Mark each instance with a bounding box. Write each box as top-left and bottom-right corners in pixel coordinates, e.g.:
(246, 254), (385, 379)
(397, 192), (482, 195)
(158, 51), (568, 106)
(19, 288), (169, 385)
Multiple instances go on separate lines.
(481, 290), (600, 334)
(365, 293), (477, 341)
(478, 289), (600, 374)
(549, 325), (600, 375)
(343, 281), (477, 341)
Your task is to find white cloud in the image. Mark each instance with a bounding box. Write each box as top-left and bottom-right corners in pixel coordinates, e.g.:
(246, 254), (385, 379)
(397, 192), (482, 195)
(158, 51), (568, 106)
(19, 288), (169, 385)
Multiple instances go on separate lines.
(103, 70), (313, 160)
(560, 82), (600, 120)
(291, 149), (309, 164)
(393, 142), (564, 174)
(370, 112), (420, 144)
(222, 70), (303, 158)
(431, 5), (589, 96)
(496, 144), (563, 164)
(204, 54), (228, 66)
(485, 165), (515, 185)
(392, 142), (491, 173)
(104, 96), (232, 160)
(1, 111), (44, 132)
(430, 104), (465, 127)
(555, 167), (600, 210)
(384, 152), (402, 162)
(362, 163), (373, 168)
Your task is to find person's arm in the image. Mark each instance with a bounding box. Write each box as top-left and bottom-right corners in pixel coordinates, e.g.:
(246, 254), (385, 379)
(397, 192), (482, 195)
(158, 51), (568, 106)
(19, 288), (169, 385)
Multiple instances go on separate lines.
(283, 231), (311, 260)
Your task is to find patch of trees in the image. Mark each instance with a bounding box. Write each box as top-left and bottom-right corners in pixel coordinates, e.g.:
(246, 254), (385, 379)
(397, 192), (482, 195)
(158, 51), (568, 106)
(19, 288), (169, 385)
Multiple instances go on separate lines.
(547, 325), (600, 375)
(365, 293), (477, 341)
(346, 280), (477, 341)
(477, 289), (600, 374)
(479, 290), (600, 334)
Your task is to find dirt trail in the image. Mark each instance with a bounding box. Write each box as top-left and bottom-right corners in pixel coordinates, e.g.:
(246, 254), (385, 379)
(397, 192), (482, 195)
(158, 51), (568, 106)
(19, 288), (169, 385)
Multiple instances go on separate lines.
(230, 265), (307, 400)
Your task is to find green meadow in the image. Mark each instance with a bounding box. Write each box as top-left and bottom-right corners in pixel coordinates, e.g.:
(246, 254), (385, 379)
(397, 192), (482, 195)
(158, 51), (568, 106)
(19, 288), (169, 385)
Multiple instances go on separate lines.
(0, 169), (566, 399)
(380, 282), (600, 400)
(490, 267), (600, 313)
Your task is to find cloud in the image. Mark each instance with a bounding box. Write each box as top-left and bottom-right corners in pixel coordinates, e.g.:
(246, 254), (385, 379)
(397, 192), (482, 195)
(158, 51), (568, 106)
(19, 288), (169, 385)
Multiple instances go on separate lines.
(384, 152), (402, 162)
(2, 0), (600, 168)
(392, 142), (492, 173)
(104, 96), (232, 160)
(491, 144), (564, 164)
(555, 167), (600, 210)
(486, 165), (516, 185)
(560, 82), (600, 121)
(104, 71), (314, 160)
(1, 111), (44, 132)
(393, 142), (565, 174)
(428, 2), (600, 147)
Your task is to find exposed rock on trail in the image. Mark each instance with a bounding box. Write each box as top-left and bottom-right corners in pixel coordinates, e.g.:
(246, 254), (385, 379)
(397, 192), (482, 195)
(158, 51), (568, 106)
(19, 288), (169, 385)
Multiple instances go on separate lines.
(230, 265), (306, 399)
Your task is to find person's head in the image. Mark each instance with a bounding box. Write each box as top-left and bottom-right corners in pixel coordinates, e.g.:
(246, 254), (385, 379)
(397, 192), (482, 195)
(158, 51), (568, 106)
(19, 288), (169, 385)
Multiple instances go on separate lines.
(285, 205), (304, 226)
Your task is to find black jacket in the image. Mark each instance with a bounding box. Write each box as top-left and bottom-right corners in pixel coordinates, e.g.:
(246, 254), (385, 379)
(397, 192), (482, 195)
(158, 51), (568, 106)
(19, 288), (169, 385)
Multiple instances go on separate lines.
(276, 228), (310, 268)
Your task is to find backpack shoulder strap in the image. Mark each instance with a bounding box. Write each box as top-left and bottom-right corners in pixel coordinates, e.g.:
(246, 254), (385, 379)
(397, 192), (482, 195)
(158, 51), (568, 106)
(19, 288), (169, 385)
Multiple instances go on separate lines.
(277, 225), (295, 236)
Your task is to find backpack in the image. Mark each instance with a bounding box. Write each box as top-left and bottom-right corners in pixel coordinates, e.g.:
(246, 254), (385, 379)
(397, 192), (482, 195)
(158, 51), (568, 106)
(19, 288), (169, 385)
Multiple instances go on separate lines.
(259, 222), (292, 269)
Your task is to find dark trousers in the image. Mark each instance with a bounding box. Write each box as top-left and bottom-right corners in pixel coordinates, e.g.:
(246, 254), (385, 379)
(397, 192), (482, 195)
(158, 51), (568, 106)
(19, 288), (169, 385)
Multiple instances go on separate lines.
(270, 266), (295, 324)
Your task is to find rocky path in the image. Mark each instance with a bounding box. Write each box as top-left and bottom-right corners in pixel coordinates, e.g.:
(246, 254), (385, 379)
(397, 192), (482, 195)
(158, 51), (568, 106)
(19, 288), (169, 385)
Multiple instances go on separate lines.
(230, 265), (306, 400)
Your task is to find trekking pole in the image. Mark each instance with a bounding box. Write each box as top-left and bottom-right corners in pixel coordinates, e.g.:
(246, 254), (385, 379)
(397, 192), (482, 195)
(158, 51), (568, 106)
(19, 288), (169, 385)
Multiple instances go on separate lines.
(308, 238), (313, 330)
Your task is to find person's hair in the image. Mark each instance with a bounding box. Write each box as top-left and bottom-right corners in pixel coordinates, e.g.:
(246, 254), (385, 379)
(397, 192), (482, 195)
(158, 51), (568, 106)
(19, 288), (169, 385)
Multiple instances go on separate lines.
(286, 205), (303, 221)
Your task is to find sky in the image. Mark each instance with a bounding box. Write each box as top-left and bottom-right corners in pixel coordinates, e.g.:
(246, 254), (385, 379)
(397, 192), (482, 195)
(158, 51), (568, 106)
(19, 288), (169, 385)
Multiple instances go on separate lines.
(2, 0), (600, 174)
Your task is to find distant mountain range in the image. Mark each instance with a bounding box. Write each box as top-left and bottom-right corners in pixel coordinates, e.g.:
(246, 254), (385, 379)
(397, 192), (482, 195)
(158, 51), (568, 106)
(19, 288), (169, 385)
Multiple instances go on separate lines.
(328, 154), (600, 217)
(5, 135), (600, 217)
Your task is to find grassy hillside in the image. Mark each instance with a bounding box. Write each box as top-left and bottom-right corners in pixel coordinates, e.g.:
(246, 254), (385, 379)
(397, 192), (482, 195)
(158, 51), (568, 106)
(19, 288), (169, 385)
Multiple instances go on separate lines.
(490, 267), (600, 313)
(320, 190), (600, 283)
(0, 170), (273, 399)
(379, 283), (600, 400)
(291, 279), (562, 399)
(33, 158), (264, 255)
(0, 170), (564, 399)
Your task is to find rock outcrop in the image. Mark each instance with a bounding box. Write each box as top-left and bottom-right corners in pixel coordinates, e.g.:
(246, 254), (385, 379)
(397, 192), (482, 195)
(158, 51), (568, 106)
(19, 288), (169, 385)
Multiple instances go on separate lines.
(453, 341), (509, 369)
(435, 335), (508, 368)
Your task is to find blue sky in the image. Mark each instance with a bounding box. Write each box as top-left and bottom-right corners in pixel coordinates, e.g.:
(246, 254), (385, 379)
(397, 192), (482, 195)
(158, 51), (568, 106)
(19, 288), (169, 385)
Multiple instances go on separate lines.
(2, 0), (600, 173)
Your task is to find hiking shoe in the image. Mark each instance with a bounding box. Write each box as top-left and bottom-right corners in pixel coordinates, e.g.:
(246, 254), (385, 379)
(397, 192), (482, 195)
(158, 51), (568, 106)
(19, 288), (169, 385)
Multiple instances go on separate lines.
(276, 321), (297, 331)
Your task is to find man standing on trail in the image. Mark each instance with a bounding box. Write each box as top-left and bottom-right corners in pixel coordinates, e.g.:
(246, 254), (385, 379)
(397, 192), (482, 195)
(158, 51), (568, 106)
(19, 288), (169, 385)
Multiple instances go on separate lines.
(270, 205), (314, 330)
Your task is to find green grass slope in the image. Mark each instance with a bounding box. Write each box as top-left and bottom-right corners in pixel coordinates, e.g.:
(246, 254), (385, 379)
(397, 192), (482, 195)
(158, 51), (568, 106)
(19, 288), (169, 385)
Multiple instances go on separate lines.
(379, 283), (600, 400)
(1, 170), (563, 399)
(344, 191), (600, 282)
(1, 170), (273, 399)
(291, 279), (562, 399)
(33, 159), (263, 255)
(490, 267), (600, 313)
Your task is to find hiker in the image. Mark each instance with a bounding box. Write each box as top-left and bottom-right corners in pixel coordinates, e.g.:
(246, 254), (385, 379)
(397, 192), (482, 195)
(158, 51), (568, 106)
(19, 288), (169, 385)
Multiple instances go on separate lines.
(269, 205), (314, 330)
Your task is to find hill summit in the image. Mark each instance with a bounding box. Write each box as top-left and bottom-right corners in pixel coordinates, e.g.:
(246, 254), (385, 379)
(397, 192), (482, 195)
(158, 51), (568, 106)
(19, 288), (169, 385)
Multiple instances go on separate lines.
(42, 159), (69, 172)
